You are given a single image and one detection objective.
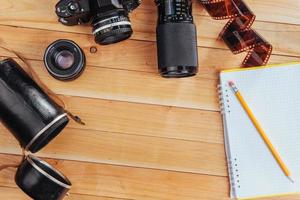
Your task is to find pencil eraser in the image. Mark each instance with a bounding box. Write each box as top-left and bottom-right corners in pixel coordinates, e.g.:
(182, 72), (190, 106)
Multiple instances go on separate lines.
(228, 80), (235, 87)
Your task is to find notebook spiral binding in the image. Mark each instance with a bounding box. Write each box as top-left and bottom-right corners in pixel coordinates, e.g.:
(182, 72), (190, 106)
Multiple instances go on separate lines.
(218, 83), (240, 197)
(217, 83), (230, 114)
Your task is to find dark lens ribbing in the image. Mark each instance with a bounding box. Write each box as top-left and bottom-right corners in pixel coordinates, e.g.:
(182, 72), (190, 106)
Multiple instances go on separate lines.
(156, 0), (198, 78)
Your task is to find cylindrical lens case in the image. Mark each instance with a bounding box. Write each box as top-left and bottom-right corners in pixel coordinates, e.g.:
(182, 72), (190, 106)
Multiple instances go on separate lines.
(0, 58), (69, 153)
(0, 58), (71, 199)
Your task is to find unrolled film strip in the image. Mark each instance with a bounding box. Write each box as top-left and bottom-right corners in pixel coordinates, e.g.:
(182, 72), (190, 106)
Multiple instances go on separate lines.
(200, 0), (273, 67)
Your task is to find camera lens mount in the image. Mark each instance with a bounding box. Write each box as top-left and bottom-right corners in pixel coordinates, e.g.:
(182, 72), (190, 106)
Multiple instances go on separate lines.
(44, 39), (86, 81)
(92, 12), (133, 45)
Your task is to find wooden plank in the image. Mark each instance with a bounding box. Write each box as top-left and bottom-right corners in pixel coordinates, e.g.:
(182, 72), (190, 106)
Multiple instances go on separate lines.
(0, 186), (125, 200)
(1, 154), (299, 200)
(33, 61), (219, 111)
(0, 24), (299, 74)
(54, 95), (223, 142)
(0, 24), (243, 74)
(0, 125), (227, 176)
(0, 55), (219, 110)
(0, 74), (223, 142)
(1, 1), (300, 58)
(132, 8), (300, 58)
(0, 93), (223, 143)
(0, 55), (297, 111)
(1, 0), (300, 32)
(244, 0), (300, 26)
(187, 16), (300, 58)
(0, 45), (297, 81)
(0, 25), (157, 73)
(0, 93), (226, 175)
(0, 154), (229, 200)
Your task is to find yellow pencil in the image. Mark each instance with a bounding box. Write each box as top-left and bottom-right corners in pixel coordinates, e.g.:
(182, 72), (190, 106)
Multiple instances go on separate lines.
(228, 80), (294, 183)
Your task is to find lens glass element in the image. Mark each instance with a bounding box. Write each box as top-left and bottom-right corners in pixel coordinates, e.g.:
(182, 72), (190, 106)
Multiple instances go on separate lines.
(55, 50), (75, 70)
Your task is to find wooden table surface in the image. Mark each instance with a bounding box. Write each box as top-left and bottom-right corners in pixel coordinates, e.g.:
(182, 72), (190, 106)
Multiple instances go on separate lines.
(0, 0), (300, 199)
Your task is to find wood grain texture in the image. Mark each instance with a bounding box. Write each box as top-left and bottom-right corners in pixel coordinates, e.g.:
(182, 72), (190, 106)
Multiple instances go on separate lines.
(1, 155), (299, 200)
(0, 186), (125, 200)
(0, 0), (300, 199)
(0, 28), (298, 111)
(0, 125), (227, 176)
(0, 1), (300, 57)
(0, 154), (229, 200)
(2, 186), (299, 200)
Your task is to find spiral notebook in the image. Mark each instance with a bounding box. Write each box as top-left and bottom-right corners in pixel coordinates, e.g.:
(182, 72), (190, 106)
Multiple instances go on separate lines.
(219, 63), (300, 200)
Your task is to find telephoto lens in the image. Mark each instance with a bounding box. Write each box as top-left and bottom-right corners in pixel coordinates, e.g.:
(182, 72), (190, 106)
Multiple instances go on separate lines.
(155, 0), (198, 78)
(0, 58), (69, 153)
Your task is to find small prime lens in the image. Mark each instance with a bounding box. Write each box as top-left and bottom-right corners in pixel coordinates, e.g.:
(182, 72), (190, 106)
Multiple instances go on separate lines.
(92, 12), (133, 45)
(44, 40), (86, 81)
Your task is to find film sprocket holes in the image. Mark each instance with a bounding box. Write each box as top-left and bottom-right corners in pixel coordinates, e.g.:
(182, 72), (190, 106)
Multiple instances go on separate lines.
(155, 0), (198, 78)
(0, 58), (71, 200)
(55, 0), (141, 45)
(200, 0), (272, 67)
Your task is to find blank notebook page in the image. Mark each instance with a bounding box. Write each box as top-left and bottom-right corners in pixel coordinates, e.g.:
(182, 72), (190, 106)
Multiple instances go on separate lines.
(219, 63), (300, 199)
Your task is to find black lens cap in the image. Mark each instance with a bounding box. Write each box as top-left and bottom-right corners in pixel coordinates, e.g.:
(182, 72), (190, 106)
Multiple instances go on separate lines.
(15, 155), (71, 200)
(44, 39), (86, 81)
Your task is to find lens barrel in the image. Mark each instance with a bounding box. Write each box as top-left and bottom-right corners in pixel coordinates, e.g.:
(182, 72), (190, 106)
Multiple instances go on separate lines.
(156, 0), (198, 78)
(92, 12), (133, 45)
(157, 23), (198, 77)
(44, 39), (86, 81)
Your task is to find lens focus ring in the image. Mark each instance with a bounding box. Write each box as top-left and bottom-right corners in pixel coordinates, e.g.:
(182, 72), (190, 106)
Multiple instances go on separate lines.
(92, 15), (133, 45)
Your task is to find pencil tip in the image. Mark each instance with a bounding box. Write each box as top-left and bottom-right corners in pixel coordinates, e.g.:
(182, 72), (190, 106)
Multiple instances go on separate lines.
(288, 176), (294, 183)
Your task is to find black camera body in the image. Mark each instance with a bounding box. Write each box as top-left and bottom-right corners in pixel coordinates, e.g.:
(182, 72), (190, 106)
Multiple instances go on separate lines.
(56, 0), (141, 45)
